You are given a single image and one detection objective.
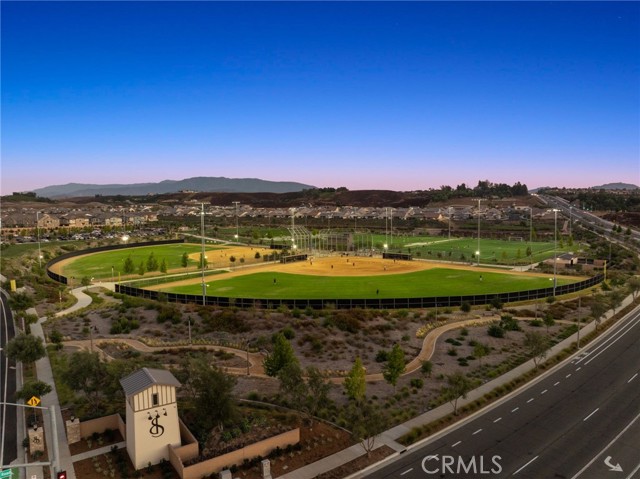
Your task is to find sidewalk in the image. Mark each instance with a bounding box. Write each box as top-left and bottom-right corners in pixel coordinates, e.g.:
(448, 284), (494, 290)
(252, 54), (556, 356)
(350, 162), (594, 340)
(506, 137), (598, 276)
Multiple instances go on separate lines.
(29, 309), (77, 479)
(70, 441), (125, 462)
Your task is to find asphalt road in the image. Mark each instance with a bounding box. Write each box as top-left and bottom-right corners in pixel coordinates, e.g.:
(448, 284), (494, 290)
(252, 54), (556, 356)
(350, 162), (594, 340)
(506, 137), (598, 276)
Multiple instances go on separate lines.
(0, 289), (18, 468)
(367, 306), (640, 479)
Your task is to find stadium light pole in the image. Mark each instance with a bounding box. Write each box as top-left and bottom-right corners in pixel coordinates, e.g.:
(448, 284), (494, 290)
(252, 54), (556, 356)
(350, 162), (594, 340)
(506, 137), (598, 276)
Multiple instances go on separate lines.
(477, 199), (482, 266)
(448, 206), (452, 241)
(553, 208), (559, 296)
(233, 201), (240, 242)
(528, 206), (533, 245)
(569, 205), (573, 240)
(384, 207), (388, 249)
(200, 203), (206, 306)
(36, 211), (43, 269)
(390, 207), (393, 246)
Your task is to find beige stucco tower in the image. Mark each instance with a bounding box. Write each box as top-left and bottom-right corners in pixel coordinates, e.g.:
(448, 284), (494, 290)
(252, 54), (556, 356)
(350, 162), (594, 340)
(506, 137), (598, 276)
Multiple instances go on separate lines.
(120, 367), (182, 469)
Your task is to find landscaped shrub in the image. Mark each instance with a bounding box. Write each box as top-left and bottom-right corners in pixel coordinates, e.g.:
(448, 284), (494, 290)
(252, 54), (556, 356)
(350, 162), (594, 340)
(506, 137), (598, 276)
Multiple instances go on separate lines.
(487, 323), (505, 338)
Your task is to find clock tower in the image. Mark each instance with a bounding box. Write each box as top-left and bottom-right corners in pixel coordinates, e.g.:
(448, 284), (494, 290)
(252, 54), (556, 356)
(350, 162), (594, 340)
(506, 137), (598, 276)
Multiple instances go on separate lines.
(120, 367), (182, 469)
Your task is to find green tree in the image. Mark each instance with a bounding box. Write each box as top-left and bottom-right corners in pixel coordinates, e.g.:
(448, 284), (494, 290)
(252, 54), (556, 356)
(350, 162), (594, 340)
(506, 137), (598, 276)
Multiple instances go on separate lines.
(181, 252), (189, 268)
(199, 253), (208, 269)
(278, 362), (306, 405)
(6, 334), (46, 364)
(80, 276), (92, 289)
(383, 344), (405, 390)
(473, 343), (490, 367)
(305, 366), (331, 417)
(543, 313), (555, 334)
(16, 380), (52, 402)
(526, 246), (532, 257)
(183, 358), (237, 439)
(137, 261), (146, 276)
(460, 302), (471, 313)
(263, 333), (299, 377)
(608, 289), (625, 315)
(123, 255), (135, 274)
(160, 258), (168, 274)
(442, 371), (474, 415)
(627, 276), (640, 299)
(590, 295), (609, 330)
(8, 292), (34, 311)
(523, 331), (550, 368)
(64, 351), (109, 414)
(344, 399), (388, 457)
(146, 252), (159, 272)
(344, 357), (366, 402)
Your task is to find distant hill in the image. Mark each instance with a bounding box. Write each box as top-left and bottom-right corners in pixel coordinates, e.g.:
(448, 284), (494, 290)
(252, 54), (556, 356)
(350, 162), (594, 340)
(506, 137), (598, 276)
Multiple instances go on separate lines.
(530, 182), (638, 193)
(591, 182), (639, 190)
(32, 177), (316, 198)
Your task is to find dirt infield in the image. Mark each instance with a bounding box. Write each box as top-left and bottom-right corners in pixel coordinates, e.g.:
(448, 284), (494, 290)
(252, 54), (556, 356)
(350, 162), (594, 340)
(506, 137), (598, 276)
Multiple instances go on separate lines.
(188, 245), (274, 269)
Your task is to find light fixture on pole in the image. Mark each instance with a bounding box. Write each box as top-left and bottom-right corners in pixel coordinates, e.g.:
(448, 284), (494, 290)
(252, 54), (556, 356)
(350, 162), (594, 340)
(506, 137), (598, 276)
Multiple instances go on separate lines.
(36, 211), (42, 269)
(569, 205), (573, 240)
(200, 203), (206, 306)
(233, 201), (240, 242)
(477, 199), (482, 266)
(553, 208), (560, 296)
(448, 206), (452, 241)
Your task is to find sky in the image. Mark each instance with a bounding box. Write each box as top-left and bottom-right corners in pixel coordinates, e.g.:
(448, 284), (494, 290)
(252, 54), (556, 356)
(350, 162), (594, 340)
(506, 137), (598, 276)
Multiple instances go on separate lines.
(2, 1), (639, 194)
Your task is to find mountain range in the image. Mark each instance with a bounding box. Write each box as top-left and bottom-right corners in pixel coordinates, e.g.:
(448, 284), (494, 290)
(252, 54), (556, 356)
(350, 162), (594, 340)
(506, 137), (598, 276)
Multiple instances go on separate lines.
(32, 177), (316, 198)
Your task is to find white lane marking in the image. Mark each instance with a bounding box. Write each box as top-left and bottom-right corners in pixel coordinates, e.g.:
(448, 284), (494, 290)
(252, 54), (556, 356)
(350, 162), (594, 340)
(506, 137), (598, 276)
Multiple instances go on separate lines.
(452, 440), (461, 447)
(566, 373), (572, 378)
(584, 316), (640, 366)
(472, 428), (482, 435)
(625, 461), (640, 479)
(570, 410), (640, 478)
(554, 381), (560, 386)
(583, 408), (600, 422)
(511, 407), (519, 413)
(541, 389), (548, 395)
(493, 417), (502, 423)
(400, 468), (413, 476)
(576, 367), (582, 371)
(574, 314), (640, 365)
(527, 398), (534, 403)
(513, 455), (539, 475)
(628, 373), (638, 383)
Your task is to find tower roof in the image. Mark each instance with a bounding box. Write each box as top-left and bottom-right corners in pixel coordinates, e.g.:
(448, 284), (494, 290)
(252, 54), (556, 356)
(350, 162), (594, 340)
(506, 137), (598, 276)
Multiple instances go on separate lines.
(120, 367), (181, 397)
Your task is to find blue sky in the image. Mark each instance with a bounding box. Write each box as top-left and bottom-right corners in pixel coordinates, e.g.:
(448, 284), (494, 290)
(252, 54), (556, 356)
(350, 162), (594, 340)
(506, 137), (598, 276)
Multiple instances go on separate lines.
(2, 1), (639, 194)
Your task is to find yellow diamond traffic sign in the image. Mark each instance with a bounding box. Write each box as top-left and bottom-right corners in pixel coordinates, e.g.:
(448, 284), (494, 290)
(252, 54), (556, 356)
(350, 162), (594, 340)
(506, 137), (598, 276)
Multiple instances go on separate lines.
(27, 396), (41, 407)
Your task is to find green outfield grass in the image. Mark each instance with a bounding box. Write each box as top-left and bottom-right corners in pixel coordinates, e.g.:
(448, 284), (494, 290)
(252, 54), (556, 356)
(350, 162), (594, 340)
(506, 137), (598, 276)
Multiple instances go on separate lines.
(60, 243), (222, 280)
(162, 268), (576, 299)
(371, 234), (576, 265)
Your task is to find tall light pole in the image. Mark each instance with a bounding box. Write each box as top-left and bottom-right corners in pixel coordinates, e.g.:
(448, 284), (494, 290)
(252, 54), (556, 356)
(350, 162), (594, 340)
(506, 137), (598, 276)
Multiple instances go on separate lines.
(390, 208), (394, 246)
(200, 203), (206, 306)
(476, 199), (482, 266)
(448, 206), (452, 241)
(233, 201), (240, 242)
(553, 208), (559, 296)
(384, 207), (388, 249)
(569, 205), (573, 240)
(528, 206), (533, 245)
(36, 211), (42, 269)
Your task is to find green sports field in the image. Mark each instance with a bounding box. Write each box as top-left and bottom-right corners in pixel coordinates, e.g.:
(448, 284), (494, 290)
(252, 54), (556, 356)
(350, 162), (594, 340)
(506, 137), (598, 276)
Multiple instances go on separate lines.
(162, 268), (576, 299)
(373, 235), (575, 265)
(58, 243), (218, 279)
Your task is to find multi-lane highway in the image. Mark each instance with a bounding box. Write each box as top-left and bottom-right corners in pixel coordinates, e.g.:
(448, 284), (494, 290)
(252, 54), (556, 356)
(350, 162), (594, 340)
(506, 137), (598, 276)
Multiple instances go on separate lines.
(0, 289), (18, 468)
(367, 306), (640, 479)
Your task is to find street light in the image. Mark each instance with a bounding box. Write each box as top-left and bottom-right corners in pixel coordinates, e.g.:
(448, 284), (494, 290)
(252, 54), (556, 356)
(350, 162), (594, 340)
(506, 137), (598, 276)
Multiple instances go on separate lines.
(553, 208), (560, 296)
(36, 211), (42, 269)
(477, 199), (482, 266)
(233, 201), (240, 242)
(200, 203), (206, 306)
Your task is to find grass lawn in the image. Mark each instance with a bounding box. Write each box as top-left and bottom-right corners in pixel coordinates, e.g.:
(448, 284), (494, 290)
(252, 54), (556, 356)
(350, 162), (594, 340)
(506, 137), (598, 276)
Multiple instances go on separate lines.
(61, 243), (222, 280)
(162, 268), (576, 299)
